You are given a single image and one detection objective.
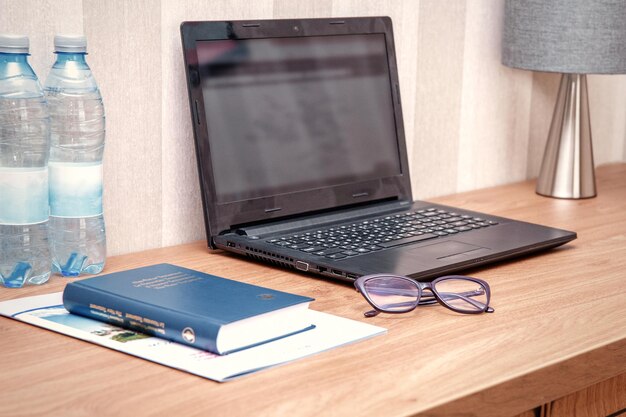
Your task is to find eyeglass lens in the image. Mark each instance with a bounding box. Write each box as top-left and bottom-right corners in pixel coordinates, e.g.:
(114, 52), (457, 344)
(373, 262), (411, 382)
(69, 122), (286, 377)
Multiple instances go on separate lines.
(363, 276), (419, 312)
(433, 277), (488, 313)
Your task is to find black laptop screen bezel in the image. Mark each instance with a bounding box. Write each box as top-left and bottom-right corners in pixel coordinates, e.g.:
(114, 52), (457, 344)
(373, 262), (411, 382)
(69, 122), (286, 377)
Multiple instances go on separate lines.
(180, 17), (413, 247)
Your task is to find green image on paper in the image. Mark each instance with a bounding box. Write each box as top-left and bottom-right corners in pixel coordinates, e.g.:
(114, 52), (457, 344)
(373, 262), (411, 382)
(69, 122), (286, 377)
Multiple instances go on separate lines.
(91, 327), (150, 343)
(111, 331), (150, 343)
(35, 307), (150, 343)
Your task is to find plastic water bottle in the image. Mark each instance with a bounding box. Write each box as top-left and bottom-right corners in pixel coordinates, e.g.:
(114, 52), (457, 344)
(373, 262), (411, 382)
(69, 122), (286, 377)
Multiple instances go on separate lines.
(44, 35), (106, 276)
(0, 34), (51, 288)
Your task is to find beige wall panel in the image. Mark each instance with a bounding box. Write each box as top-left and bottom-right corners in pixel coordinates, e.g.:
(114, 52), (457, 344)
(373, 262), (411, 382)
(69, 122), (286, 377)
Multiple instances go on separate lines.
(83, 0), (162, 256)
(160, 0), (274, 247)
(0, 0), (83, 85)
(411, 0), (466, 199)
(457, 0), (532, 192)
(527, 71), (559, 178)
(273, 0), (333, 17)
(588, 74), (626, 166)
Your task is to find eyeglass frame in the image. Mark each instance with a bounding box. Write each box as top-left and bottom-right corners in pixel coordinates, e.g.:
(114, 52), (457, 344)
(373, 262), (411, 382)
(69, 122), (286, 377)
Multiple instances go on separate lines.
(354, 273), (495, 317)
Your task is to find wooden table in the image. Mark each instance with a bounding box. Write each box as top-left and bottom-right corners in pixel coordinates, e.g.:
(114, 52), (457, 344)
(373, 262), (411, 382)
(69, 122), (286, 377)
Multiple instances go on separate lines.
(1, 164), (625, 417)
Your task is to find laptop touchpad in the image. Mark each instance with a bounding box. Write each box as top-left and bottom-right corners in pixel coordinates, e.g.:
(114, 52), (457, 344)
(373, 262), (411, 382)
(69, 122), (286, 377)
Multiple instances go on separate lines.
(408, 241), (486, 260)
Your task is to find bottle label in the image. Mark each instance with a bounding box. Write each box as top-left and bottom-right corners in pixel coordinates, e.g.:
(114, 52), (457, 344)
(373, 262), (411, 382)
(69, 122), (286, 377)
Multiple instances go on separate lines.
(0, 167), (49, 225)
(49, 162), (103, 218)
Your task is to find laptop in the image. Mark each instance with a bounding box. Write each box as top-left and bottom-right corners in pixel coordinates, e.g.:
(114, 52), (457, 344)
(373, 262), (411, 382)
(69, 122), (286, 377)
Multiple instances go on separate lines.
(180, 16), (576, 282)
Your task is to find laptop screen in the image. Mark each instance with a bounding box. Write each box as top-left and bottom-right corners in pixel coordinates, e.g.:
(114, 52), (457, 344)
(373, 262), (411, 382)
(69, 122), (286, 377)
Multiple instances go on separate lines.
(196, 34), (401, 204)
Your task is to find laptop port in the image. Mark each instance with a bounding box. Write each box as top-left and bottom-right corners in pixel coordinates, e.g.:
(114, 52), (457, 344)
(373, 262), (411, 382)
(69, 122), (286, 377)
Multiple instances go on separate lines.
(318, 267), (327, 273)
(331, 269), (344, 277)
(346, 273), (358, 280)
(226, 241), (236, 248)
(295, 261), (309, 272)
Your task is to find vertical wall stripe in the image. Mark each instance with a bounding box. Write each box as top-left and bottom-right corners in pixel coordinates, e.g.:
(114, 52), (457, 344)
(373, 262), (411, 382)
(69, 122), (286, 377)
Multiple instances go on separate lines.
(527, 72), (559, 178)
(587, 74), (626, 165)
(457, 0), (532, 192)
(83, 0), (163, 256)
(273, 0), (333, 17)
(411, 0), (466, 199)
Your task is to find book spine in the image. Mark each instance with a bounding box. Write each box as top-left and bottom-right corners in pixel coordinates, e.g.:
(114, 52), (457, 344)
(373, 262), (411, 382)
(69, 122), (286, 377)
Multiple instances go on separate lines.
(63, 282), (222, 354)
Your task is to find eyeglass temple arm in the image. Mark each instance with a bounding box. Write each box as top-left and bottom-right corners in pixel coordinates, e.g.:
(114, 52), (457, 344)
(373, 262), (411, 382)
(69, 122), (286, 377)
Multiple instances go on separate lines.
(437, 291), (493, 312)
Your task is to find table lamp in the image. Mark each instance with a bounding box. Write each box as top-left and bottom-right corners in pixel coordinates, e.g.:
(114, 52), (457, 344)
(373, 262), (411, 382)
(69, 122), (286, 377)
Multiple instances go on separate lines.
(502, 0), (626, 199)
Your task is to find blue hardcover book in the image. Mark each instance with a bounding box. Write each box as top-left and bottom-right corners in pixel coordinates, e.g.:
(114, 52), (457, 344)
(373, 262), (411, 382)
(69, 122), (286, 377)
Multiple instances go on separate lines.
(63, 263), (315, 354)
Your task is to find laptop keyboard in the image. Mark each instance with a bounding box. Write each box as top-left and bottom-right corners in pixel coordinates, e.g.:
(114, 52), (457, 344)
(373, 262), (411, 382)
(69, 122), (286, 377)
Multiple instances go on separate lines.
(266, 207), (498, 260)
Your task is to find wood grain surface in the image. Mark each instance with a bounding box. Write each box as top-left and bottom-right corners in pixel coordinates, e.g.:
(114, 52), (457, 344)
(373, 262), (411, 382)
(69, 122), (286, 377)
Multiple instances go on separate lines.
(547, 373), (626, 417)
(1, 164), (624, 417)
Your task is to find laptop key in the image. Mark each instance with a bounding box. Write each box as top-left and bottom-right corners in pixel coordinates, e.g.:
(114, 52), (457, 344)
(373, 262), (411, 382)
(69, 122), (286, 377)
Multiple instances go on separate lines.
(301, 246), (325, 253)
(327, 253), (347, 259)
(379, 233), (438, 248)
(289, 243), (312, 249)
(313, 248), (344, 256)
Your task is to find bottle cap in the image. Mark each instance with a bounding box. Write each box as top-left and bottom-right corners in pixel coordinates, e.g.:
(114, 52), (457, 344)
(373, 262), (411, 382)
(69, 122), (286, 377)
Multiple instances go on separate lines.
(54, 34), (87, 53)
(0, 34), (29, 54)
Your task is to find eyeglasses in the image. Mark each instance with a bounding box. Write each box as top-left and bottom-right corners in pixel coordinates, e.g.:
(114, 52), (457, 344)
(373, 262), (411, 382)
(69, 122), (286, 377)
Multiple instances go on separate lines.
(354, 274), (494, 317)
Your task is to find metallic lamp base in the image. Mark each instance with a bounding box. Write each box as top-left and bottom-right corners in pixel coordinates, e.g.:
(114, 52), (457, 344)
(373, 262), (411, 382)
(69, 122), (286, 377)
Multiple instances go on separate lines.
(536, 73), (596, 199)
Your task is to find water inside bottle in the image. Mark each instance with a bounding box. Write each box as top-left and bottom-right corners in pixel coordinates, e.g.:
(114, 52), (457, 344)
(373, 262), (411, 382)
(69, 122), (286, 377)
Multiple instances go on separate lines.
(0, 223), (51, 287)
(49, 216), (106, 276)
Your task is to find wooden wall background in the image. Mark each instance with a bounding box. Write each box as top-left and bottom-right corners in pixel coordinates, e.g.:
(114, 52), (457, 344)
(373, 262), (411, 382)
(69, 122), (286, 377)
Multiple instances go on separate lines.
(2, 0), (625, 256)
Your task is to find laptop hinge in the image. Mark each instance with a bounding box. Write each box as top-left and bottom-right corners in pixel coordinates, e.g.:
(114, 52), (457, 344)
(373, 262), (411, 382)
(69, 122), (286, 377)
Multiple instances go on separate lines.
(232, 200), (410, 237)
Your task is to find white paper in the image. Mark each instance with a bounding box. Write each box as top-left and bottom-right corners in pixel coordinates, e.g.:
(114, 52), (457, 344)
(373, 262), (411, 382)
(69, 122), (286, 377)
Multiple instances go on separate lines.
(0, 292), (386, 382)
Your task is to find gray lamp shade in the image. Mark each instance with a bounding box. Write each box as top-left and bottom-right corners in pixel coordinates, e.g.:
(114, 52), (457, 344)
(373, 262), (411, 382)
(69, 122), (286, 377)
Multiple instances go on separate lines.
(502, 0), (626, 74)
